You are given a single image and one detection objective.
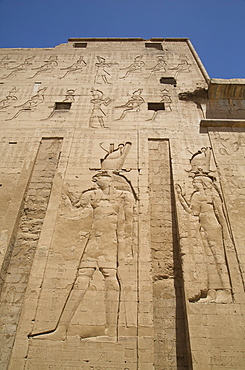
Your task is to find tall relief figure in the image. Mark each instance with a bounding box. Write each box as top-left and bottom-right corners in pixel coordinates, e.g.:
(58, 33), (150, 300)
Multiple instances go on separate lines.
(175, 148), (233, 304)
(30, 142), (136, 341)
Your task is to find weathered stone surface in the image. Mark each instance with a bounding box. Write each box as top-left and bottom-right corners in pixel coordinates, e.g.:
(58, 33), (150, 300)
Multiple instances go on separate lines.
(0, 38), (244, 369)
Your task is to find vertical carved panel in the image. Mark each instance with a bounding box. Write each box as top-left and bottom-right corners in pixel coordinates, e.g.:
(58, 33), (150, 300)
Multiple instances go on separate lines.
(148, 139), (191, 369)
(0, 138), (62, 369)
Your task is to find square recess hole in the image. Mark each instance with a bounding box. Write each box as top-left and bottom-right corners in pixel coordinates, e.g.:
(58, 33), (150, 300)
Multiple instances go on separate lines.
(145, 43), (163, 51)
(55, 102), (72, 110)
(160, 77), (177, 86)
(148, 102), (165, 111)
(73, 43), (87, 48)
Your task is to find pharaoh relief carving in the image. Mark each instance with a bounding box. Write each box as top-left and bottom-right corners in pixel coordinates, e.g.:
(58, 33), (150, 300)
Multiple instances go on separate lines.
(94, 56), (118, 84)
(30, 141), (136, 341)
(28, 56), (58, 79)
(175, 148), (233, 304)
(0, 87), (18, 110)
(119, 55), (145, 79)
(60, 56), (87, 79)
(89, 88), (112, 128)
(1, 56), (35, 79)
(115, 89), (144, 120)
(6, 87), (46, 120)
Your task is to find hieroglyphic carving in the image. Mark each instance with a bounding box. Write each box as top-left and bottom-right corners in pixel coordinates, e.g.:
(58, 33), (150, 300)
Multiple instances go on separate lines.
(0, 87), (18, 110)
(6, 87), (47, 120)
(28, 56), (58, 79)
(89, 88), (111, 128)
(146, 56), (167, 79)
(1, 56), (35, 79)
(169, 55), (191, 77)
(94, 56), (118, 84)
(119, 56), (145, 79)
(60, 56), (87, 79)
(30, 142), (135, 341)
(115, 89), (144, 120)
(175, 148), (233, 303)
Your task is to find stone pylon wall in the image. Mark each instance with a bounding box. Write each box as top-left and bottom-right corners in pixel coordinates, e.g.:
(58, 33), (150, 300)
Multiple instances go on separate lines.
(0, 38), (244, 370)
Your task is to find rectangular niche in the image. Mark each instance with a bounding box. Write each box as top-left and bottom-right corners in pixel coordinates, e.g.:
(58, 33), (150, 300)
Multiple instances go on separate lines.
(73, 42), (87, 48)
(145, 42), (163, 51)
(148, 102), (165, 111)
(160, 77), (177, 86)
(54, 102), (72, 110)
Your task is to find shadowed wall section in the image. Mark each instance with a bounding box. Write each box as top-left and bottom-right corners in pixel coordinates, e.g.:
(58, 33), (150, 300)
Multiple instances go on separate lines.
(148, 139), (192, 369)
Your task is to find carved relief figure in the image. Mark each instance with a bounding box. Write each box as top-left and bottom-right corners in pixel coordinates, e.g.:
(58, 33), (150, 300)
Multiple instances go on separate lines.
(89, 88), (111, 128)
(0, 87), (18, 110)
(146, 56), (167, 78)
(147, 89), (172, 121)
(176, 176), (233, 303)
(119, 55), (145, 79)
(60, 56), (87, 79)
(115, 89), (144, 120)
(28, 56), (58, 79)
(94, 56), (118, 84)
(42, 89), (75, 120)
(6, 87), (47, 120)
(0, 55), (12, 69)
(169, 55), (191, 77)
(31, 171), (135, 341)
(100, 141), (132, 171)
(213, 132), (245, 155)
(1, 56), (35, 79)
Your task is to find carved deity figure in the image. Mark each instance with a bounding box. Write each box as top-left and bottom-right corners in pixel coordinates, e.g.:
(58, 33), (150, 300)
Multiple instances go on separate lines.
(0, 87), (18, 110)
(100, 141), (132, 171)
(115, 89), (144, 120)
(146, 56), (167, 78)
(29, 56), (58, 79)
(1, 56), (35, 79)
(176, 176), (233, 303)
(31, 172), (135, 340)
(89, 88), (111, 128)
(6, 87), (47, 120)
(60, 56), (86, 79)
(169, 56), (191, 77)
(119, 55), (145, 79)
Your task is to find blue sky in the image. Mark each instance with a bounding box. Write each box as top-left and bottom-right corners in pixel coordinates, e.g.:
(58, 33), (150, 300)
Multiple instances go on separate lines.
(0, 0), (244, 79)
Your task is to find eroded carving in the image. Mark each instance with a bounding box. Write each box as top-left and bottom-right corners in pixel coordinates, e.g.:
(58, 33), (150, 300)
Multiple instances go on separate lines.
(28, 56), (58, 79)
(176, 172), (233, 303)
(115, 89), (144, 120)
(1, 56), (35, 79)
(169, 55), (191, 77)
(119, 56), (145, 79)
(146, 56), (167, 78)
(0, 87), (18, 110)
(89, 88), (111, 128)
(6, 87), (47, 120)
(146, 89), (172, 121)
(60, 56), (87, 78)
(42, 89), (75, 120)
(30, 171), (135, 341)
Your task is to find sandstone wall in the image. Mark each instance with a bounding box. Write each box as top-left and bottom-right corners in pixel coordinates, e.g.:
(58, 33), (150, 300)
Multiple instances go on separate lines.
(0, 38), (244, 370)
